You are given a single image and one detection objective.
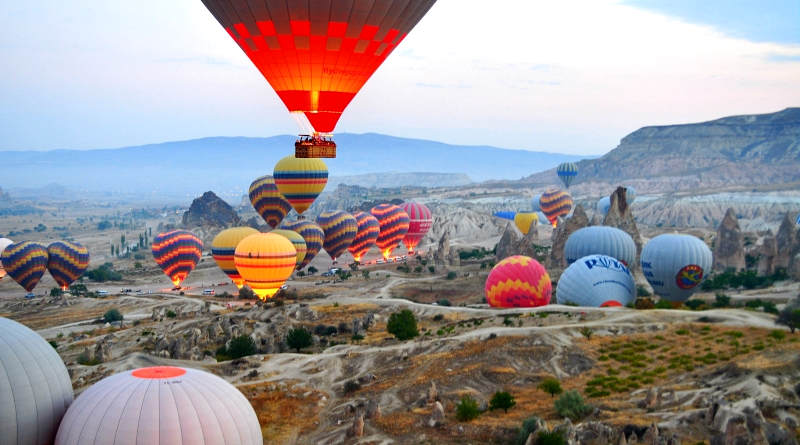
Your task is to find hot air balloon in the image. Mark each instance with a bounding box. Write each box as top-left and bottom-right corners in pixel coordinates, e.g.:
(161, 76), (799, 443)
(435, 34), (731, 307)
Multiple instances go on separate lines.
(1, 241), (48, 293)
(641, 234), (712, 303)
(234, 232), (296, 299)
(557, 162), (578, 188)
(626, 186), (636, 204)
(564, 226), (636, 266)
(273, 155), (328, 215)
(249, 175), (291, 228)
(371, 204), (410, 259)
(485, 255), (551, 308)
(211, 227), (259, 288)
(401, 202), (432, 255)
(200, 0), (437, 158)
(514, 212), (538, 235)
(271, 228), (308, 268)
(317, 211), (357, 262)
(348, 211), (380, 262)
(596, 196), (611, 217)
(556, 254), (635, 307)
(55, 366), (262, 445)
(1, 317), (73, 445)
(152, 230), (203, 288)
(539, 187), (573, 227)
(0, 237), (13, 280)
(532, 195), (541, 212)
(280, 219), (324, 270)
(493, 211), (516, 221)
(47, 241), (90, 291)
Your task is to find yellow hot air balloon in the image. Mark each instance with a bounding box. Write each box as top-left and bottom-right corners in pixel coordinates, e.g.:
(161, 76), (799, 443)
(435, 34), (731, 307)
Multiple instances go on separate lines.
(234, 233), (296, 300)
(211, 227), (259, 289)
(273, 155), (328, 215)
(514, 212), (538, 235)
(270, 229), (307, 269)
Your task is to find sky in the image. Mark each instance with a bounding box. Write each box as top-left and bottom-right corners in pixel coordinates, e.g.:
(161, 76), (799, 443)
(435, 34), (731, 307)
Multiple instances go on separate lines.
(1, 0), (799, 155)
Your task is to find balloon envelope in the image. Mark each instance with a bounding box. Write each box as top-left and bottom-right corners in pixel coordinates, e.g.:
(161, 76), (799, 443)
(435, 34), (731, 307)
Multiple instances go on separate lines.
(348, 211), (380, 262)
(317, 211), (357, 261)
(564, 226), (636, 266)
(485, 255), (551, 307)
(625, 186), (636, 204)
(280, 219), (324, 270)
(152, 230), (203, 287)
(514, 212), (538, 235)
(556, 254), (635, 307)
(249, 175), (291, 228)
(1, 241), (48, 292)
(0, 237), (14, 280)
(401, 201), (432, 254)
(371, 204), (410, 259)
(234, 232), (296, 299)
(596, 196), (611, 217)
(271, 229), (308, 268)
(47, 241), (90, 291)
(557, 162), (578, 188)
(641, 234), (713, 303)
(531, 195), (541, 212)
(273, 155), (328, 215)
(211, 227), (260, 288)
(539, 187), (573, 226)
(493, 211), (516, 221)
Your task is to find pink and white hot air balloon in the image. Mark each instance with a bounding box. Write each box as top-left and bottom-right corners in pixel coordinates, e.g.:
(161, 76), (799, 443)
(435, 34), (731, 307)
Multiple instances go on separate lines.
(400, 202), (432, 255)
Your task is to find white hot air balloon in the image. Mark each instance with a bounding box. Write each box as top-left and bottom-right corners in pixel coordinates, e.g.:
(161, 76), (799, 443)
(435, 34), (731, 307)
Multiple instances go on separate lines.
(640, 234), (712, 303)
(556, 254), (636, 307)
(0, 317), (73, 445)
(564, 226), (637, 266)
(55, 366), (262, 445)
(596, 196), (611, 217)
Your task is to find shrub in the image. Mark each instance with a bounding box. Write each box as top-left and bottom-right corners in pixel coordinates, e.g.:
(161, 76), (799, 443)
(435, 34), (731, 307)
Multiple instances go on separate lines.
(538, 377), (563, 398)
(515, 417), (544, 445)
(166, 309), (177, 318)
(343, 380), (361, 394)
(489, 391), (516, 413)
(554, 390), (591, 420)
(286, 327), (313, 352)
(684, 299), (705, 310)
(636, 285), (651, 297)
(433, 314), (444, 322)
(776, 308), (800, 333)
(238, 286), (257, 299)
(77, 349), (100, 366)
(49, 287), (62, 297)
(579, 327), (593, 339)
(436, 299), (451, 307)
(351, 333), (364, 343)
(227, 335), (256, 359)
(713, 293), (731, 308)
(635, 298), (655, 310)
(654, 299), (674, 309)
(535, 431), (567, 445)
(428, 266), (435, 274)
(769, 330), (786, 341)
(455, 395), (480, 422)
(103, 308), (123, 323)
(314, 325), (338, 336)
(85, 263), (122, 282)
(387, 309), (419, 340)
(307, 266), (318, 275)
(446, 271), (457, 280)
(48, 340), (58, 349)
(362, 270), (370, 279)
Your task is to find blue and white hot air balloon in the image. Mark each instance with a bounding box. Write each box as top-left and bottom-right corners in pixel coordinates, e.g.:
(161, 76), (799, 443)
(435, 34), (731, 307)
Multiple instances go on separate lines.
(557, 162), (579, 188)
(564, 226), (637, 266)
(556, 254), (636, 307)
(596, 196), (611, 217)
(532, 195), (541, 212)
(625, 186), (637, 204)
(640, 234), (712, 303)
(493, 211), (516, 221)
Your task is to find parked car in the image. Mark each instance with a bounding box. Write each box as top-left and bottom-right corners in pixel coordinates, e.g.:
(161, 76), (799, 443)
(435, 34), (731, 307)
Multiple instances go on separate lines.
(24, 292), (35, 299)
(202, 289), (215, 296)
(97, 290), (109, 296)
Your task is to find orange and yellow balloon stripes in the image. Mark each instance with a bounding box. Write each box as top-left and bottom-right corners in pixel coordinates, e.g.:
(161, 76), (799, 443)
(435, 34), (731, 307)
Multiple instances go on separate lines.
(539, 187), (573, 227)
(1, 241), (49, 292)
(370, 204), (410, 259)
(273, 155), (328, 215)
(317, 211), (357, 261)
(249, 175), (292, 228)
(270, 229), (307, 269)
(348, 211), (380, 262)
(234, 233), (296, 300)
(47, 241), (90, 290)
(152, 230), (203, 287)
(485, 255), (552, 308)
(211, 227), (259, 288)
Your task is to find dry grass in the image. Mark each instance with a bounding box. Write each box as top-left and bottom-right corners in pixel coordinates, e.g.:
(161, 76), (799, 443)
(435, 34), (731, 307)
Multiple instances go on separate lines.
(240, 381), (326, 444)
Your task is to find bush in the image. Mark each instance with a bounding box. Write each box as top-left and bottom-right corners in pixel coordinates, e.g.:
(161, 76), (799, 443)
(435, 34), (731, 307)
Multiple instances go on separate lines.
(776, 308), (800, 333)
(103, 308), (123, 323)
(48, 340), (58, 349)
(538, 377), (563, 398)
(428, 266), (435, 274)
(50, 287), (62, 297)
(436, 299), (451, 307)
(654, 299), (674, 309)
(314, 324), (338, 336)
(362, 270), (370, 280)
(433, 314), (444, 322)
(455, 395), (480, 422)
(226, 335), (256, 359)
(769, 330), (786, 341)
(579, 327), (593, 339)
(166, 309), (177, 318)
(446, 271), (457, 280)
(684, 299), (705, 310)
(489, 391), (516, 413)
(307, 266), (318, 275)
(713, 293), (731, 308)
(343, 380), (361, 394)
(634, 298), (655, 310)
(535, 431), (567, 445)
(85, 263), (122, 282)
(515, 416), (544, 445)
(554, 390), (591, 420)
(238, 286), (257, 299)
(387, 309), (419, 340)
(351, 333), (364, 343)
(286, 327), (313, 352)
(636, 285), (651, 297)
(77, 349), (100, 366)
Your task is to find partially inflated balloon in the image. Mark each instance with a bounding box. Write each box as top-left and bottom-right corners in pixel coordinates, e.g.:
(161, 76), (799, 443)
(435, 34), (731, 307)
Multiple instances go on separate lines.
(1, 241), (48, 292)
(47, 241), (90, 291)
(348, 211), (380, 262)
(485, 255), (551, 308)
(540, 187), (573, 227)
(234, 233), (296, 300)
(273, 156), (328, 215)
(280, 220), (324, 270)
(212, 227), (259, 288)
(626, 186), (636, 204)
(0, 237), (13, 280)
(271, 229), (307, 268)
(557, 162), (578, 188)
(401, 202), (432, 255)
(596, 196), (611, 217)
(514, 212), (538, 235)
(152, 230), (203, 287)
(641, 234), (712, 303)
(493, 211), (516, 221)
(317, 211), (357, 261)
(249, 175), (291, 228)
(556, 254), (635, 307)
(565, 226), (636, 266)
(371, 204), (410, 259)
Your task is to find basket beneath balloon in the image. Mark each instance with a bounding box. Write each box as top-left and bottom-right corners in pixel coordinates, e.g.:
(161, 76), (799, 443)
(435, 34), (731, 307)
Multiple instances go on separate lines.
(295, 136), (336, 158)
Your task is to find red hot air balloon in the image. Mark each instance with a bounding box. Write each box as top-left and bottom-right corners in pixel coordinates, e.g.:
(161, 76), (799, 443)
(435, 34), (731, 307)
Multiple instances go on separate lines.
(400, 202), (432, 255)
(200, 0), (437, 158)
(348, 211), (380, 262)
(370, 204), (409, 259)
(152, 230), (203, 288)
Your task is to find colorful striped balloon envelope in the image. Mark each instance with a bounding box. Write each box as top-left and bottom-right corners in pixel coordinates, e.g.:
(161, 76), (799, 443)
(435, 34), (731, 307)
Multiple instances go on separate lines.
(249, 175), (292, 228)
(557, 162), (578, 188)
(400, 202), (432, 255)
(234, 233), (296, 300)
(273, 155), (328, 215)
(212, 227), (259, 288)
(539, 187), (573, 227)
(270, 229), (307, 268)
(1, 241), (49, 292)
(485, 255), (551, 308)
(348, 211), (380, 262)
(280, 219), (324, 270)
(370, 203), (409, 259)
(152, 230), (203, 287)
(47, 241), (90, 291)
(317, 211), (357, 261)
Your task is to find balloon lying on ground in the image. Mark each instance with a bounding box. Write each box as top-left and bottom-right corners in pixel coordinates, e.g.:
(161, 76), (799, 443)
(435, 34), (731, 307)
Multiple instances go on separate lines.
(152, 230), (203, 287)
(47, 241), (90, 291)
(273, 155), (328, 215)
(371, 204), (410, 259)
(556, 254), (636, 307)
(514, 212), (538, 235)
(55, 366), (261, 445)
(539, 187), (573, 226)
(401, 201), (433, 255)
(211, 227), (259, 288)
(249, 175), (291, 228)
(0, 237), (12, 280)
(557, 162), (578, 188)
(564, 226), (636, 266)
(271, 229), (308, 268)
(234, 232), (296, 299)
(485, 255), (551, 307)
(1, 316), (73, 445)
(641, 234), (712, 303)
(317, 210), (357, 261)
(348, 211), (380, 262)
(493, 211), (516, 221)
(280, 219), (324, 270)
(1, 241), (48, 292)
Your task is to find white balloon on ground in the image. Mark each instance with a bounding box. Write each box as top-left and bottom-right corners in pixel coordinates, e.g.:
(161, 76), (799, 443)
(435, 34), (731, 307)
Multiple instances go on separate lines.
(0, 317), (73, 445)
(565, 226), (637, 266)
(640, 234), (712, 303)
(556, 254), (636, 307)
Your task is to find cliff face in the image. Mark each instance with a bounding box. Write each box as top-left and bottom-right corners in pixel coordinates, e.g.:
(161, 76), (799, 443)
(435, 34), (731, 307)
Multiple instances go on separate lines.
(182, 191), (241, 229)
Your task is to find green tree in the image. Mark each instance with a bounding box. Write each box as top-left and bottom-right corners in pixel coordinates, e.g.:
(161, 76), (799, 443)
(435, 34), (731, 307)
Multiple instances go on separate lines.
(238, 286), (257, 299)
(428, 266), (435, 274)
(387, 309), (419, 340)
(554, 390), (590, 420)
(455, 395), (480, 422)
(227, 335), (256, 359)
(308, 266), (318, 275)
(49, 287), (63, 297)
(103, 308), (123, 323)
(777, 308), (800, 333)
(538, 377), (562, 398)
(446, 271), (457, 280)
(362, 270), (370, 280)
(489, 391), (516, 413)
(287, 327), (312, 352)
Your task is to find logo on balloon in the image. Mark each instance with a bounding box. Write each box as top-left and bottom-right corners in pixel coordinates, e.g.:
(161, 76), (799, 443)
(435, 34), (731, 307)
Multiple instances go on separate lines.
(676, 264), (703, 289)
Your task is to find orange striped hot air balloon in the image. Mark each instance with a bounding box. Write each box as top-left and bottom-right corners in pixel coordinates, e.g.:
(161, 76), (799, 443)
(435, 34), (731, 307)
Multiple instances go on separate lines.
(539, 187), (573, 227)
(234, 233), (296, 300)
(152, 230), (203, 288)
(280, 219), (324, 270)
(1, 241), (48, 292)
(317, 211), (357, 262)
(400, 202), (432, 255)
(47, 241), (90, 291)
(348, 211), (380, 262)
(485, 255), (551, 308)
(211, 227), (259, 288)
(371, 204), (410, 260)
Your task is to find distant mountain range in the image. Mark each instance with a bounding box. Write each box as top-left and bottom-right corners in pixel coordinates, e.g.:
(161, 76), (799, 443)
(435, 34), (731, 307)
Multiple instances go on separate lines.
(1, 133), (587, 201)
